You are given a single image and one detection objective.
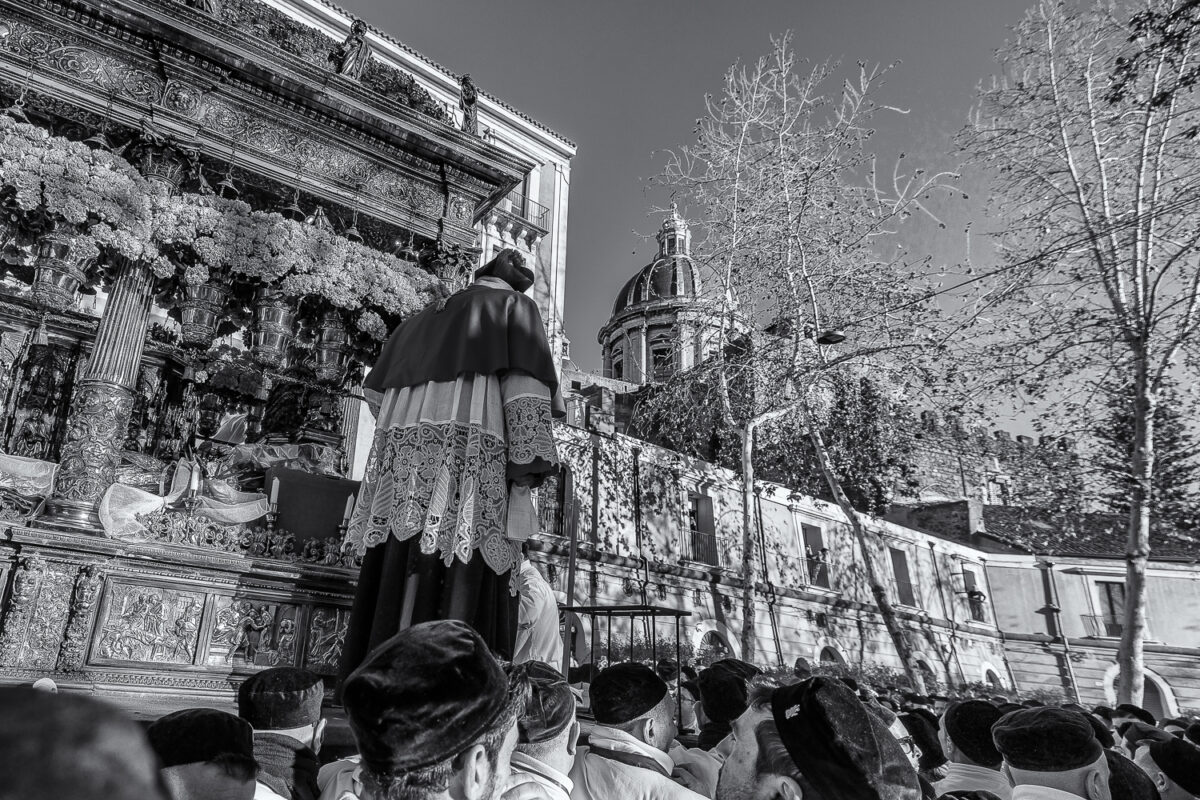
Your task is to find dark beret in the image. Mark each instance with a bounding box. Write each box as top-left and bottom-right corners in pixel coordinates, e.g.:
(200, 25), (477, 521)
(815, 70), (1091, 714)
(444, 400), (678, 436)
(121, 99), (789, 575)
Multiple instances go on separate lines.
(655, 659), (679, 682)
(1161, 718), (1191, 732)
(697, 659), (762, 724)
(900, 712), (946, 773)
(590, 663), (668, 726)
(1187, 723), (1200, 746)
(1105, 750), (1159, 800)
(771, 677), (921, 800)
(993, 707), (1103, 771)
(147, 708), (255, 768)
(1117, 704), (1157, 726)
(1085, 713), (1116, 750)
(1093, 706), (1115, 721)
(1124, 721), (1173, 752)
(342, 620), (509, 774)
(0, 688), (165, 800)
(1149, 738), (1200, 796)
(840, 677), (861, 692)
(238, 667), (324, 729)
(943, 700), (1004, 767)
(517, 661), (575, 745)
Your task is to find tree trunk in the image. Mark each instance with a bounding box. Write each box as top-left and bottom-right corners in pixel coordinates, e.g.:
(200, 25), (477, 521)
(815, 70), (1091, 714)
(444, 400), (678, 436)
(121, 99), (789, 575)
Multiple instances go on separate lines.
(800, 397), (926, 693)
(739, 422), (758, 661)
(1118, 370), (1154, 706)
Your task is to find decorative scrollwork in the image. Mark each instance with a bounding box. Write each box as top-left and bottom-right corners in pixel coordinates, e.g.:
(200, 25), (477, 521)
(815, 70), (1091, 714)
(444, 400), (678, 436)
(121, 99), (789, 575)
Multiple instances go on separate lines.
(0, 556), (46, 665)
(57, 564), (104, 671)
(54, 380), (135, 503)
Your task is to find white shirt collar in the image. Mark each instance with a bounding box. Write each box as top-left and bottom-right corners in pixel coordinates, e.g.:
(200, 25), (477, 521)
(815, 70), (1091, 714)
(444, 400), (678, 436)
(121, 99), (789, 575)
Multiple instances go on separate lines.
(1012, 784), (1087, 800)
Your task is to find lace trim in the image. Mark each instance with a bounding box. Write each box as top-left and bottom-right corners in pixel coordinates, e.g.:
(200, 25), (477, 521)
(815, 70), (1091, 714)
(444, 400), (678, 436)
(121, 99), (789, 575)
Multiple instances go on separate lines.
(504, 394), (559, 469)
(345, 420), (520, 585)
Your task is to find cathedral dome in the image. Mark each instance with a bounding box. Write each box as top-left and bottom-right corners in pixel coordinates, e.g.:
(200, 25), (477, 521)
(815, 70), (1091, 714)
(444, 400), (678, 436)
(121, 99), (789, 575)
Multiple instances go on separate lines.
(611, 254), (700, 315)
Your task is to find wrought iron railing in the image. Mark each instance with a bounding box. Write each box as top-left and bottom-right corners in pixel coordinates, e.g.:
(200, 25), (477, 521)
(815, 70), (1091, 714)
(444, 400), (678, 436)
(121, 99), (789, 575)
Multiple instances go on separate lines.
(690, 529), (721, 566)
(1082, 614), (1124, 638)
(500, 192), (550, 229)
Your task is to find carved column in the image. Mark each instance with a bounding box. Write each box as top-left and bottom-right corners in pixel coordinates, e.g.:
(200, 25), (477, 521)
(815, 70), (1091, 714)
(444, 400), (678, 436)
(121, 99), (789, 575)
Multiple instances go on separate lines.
(43, 257), (155, 529)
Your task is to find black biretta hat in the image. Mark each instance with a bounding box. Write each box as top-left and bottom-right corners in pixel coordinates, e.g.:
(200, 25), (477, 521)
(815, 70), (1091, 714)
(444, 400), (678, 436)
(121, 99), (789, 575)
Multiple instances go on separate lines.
(590, 663), (668, 726)
(1149, 738), (1200, 796)
(943, 700), (1004, 767)
(993, 707), (1103, 771)
(342, 620), (509, 774)
(770, 677), (921, 800)
(516, 661), (575, 745)
(147, 708), (255, 768)
(238, 667), (324, 729)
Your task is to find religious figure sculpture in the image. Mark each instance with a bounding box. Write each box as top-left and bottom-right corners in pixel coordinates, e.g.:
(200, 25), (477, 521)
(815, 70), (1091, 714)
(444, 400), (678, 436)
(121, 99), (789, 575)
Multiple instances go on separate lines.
(459, 74), (479, 135)
(331, 19), (371, 81)
(340, 249), (564, 673)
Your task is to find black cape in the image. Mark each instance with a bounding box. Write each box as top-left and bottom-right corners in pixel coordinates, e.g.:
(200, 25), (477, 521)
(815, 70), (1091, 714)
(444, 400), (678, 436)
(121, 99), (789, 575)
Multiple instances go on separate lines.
(365, 279), (561, 406)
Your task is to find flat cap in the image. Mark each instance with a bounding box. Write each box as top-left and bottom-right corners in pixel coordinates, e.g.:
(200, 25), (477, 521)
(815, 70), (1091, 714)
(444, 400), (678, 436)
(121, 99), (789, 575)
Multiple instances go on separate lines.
(1148, 738), (1200, 796)
(342, 620), (509, 774)
(943, 701), (1005, 767)
(993, 707), (1103, 771)
(516, 661), (575, 745)
(771, 676), (921, 800)
(147, 708), (255, 768)
(590, 663), (668, 726)
(238, 667), (324, 730)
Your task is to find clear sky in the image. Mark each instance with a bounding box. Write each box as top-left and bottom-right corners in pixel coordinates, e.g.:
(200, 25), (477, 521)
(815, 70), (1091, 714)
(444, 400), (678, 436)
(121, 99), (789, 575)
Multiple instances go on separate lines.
(335, 0), (1039, 372)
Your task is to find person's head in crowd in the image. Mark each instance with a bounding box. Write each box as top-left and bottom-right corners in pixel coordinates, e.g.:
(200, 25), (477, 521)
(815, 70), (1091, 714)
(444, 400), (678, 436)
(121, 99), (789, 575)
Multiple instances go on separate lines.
(590, 663), (677, 754)
(840, 676), (861, 693)
(237, 666), (327, 752)
(716, 675), (920, 800)
(656, 659), (680, 685)
(878, 696), (901, 713)
(1186, 725), (1200, 747)
(147, 708), (258, 800)
(899, 711), (946, 778)
(696, 658), (763, 749)
(1162, 720), (1192, 738)
(30, 677), (58, 693)
(1123, 722), (1174, 759)
(1022, 700), (1047, 708)
(1116, 705), (1159, 729)
(940, 700), (1005, 771)
(998, 702), (1024, 716)
(1086, 713), (1118, 750)
(890, 714), (924, 774)
(0, 687), (167, 800)
(342, 620), (529, 800)
(993, 707), (1111, 800)
(1095, 707), (1116, 724)
(792, 657), (812, 679)
(514, 661), (578, 777)
(931, 694), (952, 715)
(1104, 751), (1161, 800)
(1134, 738), (1200, 800)
(681, 665), (699, 683)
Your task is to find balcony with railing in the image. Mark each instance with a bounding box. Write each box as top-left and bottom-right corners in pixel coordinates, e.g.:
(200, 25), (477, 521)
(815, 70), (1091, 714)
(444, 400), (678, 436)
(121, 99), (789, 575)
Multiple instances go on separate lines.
(806, 556), (831, 589)
(685, 528), (721, 567)
(486, 190), (550, 250)
(1082, 614), (1124, 638)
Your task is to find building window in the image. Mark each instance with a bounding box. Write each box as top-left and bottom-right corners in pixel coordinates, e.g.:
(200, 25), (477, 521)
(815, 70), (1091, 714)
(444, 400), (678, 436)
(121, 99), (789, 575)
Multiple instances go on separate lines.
(651, 344), (675, 381)
(687, 492), (718, 566)
(1086, 581), (1127, 637)
(699, 630), (732, 660)
(801, 524), (830, 589)
(889, 547), (917, 607)
(819, 645), (845, 664)
(963, 567), (987, 622)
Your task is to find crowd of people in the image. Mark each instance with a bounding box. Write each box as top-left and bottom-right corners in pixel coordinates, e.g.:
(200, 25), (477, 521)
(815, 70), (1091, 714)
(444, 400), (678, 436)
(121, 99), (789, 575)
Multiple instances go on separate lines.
(3, 620), (1200, 800)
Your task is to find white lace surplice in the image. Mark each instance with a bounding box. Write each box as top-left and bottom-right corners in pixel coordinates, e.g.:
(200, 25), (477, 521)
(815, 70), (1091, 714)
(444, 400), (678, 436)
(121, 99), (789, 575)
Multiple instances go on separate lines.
(345, 370), (558, 578)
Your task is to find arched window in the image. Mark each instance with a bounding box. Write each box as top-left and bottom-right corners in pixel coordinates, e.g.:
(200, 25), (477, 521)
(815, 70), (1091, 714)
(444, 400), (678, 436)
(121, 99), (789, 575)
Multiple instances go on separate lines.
(609, 346), (624, 381)
(700, 630), (731, 661)
(819, 646), (845, 665)
(917, 660), (939, 692)
(984, 669), (1003, 689)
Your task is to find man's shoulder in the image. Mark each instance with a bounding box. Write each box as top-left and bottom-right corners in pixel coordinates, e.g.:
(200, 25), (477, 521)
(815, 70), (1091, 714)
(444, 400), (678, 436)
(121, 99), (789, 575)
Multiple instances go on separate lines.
(254, 781), (290, 800)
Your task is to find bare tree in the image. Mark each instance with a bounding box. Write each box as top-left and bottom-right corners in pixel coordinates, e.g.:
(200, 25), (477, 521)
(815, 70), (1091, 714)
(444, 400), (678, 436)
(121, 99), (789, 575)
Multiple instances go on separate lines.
(960, 0), (1200, 704)
(639, 35), (959, 685)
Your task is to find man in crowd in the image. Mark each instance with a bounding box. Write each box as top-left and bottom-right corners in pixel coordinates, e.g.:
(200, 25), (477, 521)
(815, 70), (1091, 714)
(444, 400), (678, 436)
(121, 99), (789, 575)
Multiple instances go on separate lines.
(1133, 738), (1200, 800)
(238, 667), (327, 800)
(512, 661), (579, 800)
(716, 675), (920, 800)
(1115, 706), (1159, 730)
(570, 662), (708, 800)
(936, 700), (1011, 799)
(147, 708), (259, 800)
(341, 619), (542, 800)
(515, 548), (563, 669)
(992, 706), (1112, 800)
(695, 659), (762, 751)
(0, 686), (167, 800)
